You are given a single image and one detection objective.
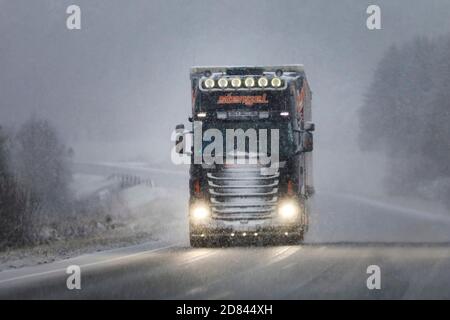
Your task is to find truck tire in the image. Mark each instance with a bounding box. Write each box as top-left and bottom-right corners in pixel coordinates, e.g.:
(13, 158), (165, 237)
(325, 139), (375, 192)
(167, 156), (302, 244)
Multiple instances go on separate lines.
(289, 231), (304, 244)
(190, 236), (206, 248)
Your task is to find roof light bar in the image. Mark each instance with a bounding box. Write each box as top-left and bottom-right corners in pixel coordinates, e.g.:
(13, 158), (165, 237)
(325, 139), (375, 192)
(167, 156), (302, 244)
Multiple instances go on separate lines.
(258, 77), (269, 87)
(271, 77), (282, 88)
(204, 78), (215, 89)
(218, 77), (228, 88)
(201, 75), (284, 90)
(231, 77), (242, 88)
(244, 77), (255, 88)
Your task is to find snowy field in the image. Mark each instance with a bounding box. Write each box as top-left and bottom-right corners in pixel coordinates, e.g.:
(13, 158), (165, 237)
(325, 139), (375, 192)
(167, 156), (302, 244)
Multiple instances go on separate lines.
(0, 170), (188, 271)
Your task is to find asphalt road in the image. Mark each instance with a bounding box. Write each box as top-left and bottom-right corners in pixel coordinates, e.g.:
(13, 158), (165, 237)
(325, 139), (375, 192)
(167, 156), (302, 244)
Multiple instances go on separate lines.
(1, 191), (450, 299)
(1, 242), (449, 299)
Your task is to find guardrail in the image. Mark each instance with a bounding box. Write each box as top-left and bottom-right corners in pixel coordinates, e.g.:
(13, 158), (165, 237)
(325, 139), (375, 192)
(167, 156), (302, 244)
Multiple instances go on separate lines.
(107, 173), (154, 189)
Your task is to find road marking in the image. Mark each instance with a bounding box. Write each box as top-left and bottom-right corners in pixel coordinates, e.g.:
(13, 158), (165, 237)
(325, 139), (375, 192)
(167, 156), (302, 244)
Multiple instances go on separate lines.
(0, 243), (180, 286)
(281, 262), (296, 270)
(329, 192), (450, 224)
(176, 245), (302, 299)
(267, 246), (301, 266)
(180, 250), (217, 265)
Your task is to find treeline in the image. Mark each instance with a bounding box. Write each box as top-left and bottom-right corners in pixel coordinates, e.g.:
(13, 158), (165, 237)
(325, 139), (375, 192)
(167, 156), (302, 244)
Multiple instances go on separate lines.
(0, 119), (73, 248)
(359, 36), (450, 208)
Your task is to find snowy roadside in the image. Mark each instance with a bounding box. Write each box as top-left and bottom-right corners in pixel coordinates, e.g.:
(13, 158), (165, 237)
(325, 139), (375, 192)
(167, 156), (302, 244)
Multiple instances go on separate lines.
(327, 191), (450, 224)
(0, 175), (188, 272)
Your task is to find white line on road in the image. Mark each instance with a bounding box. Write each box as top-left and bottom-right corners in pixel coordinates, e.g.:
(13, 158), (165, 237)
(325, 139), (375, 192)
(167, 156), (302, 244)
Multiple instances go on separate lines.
(0, 243), (180, 286)
(329, 192), (450, 224)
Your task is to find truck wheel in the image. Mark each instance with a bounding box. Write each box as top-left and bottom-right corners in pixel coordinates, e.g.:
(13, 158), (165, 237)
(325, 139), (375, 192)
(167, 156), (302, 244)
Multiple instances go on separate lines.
(290, 232), (304, 244)
(190, 236), (206, 248)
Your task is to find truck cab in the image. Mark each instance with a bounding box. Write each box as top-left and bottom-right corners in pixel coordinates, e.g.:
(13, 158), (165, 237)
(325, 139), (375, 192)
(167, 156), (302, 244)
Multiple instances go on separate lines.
(175, 65), (314, 246)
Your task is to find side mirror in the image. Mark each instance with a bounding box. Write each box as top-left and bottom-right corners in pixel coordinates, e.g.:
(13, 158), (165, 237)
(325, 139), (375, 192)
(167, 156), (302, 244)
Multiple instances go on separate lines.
(293, 129), (303, 155)
(303, 131), (313, 152)
(175, 124), (185, 154)
(304, 121), (315, 132)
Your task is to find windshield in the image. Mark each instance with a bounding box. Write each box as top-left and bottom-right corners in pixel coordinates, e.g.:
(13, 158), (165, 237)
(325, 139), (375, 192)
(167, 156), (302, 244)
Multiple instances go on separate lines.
(200, 120), (295, 161)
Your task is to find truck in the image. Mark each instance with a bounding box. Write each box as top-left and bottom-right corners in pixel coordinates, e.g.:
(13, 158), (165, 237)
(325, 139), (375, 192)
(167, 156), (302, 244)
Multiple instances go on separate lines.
(175, 65), (314, 247)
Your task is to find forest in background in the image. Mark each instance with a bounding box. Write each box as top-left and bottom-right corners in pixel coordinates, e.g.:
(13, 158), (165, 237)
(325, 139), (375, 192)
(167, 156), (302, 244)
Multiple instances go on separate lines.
(0, 119), (125, 250)
(359, 35), (450, 210)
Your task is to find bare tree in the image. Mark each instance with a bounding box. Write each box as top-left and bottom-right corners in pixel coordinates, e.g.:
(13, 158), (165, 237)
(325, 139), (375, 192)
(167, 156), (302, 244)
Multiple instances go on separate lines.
(13, 118), (73, 218)
(0, 127), (39, 248)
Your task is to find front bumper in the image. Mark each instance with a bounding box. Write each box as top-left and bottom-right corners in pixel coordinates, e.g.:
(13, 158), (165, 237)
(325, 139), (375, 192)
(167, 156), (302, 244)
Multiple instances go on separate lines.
(190, 218), (305, 238)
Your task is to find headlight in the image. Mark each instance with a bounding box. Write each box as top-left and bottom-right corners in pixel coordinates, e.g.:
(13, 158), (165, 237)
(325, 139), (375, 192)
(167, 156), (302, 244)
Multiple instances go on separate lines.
(278, 200), (299, 220)
(204, 78), (215, 89)
(218, 77), (228, 88)
(231, 77), (242, 88)
(191, 203), (210, 221)
(258, 77), (268, 87)
(271, 77), (282, 88)
(244, 77), (255, 87)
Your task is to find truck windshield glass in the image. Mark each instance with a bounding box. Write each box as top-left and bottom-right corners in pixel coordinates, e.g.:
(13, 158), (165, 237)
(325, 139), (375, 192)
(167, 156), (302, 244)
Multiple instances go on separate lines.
(201, 120), (295, 160)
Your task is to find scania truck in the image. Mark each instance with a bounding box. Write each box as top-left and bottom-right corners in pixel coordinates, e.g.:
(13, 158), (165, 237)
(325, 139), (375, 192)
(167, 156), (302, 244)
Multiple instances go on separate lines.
(175, 65), (314, 247)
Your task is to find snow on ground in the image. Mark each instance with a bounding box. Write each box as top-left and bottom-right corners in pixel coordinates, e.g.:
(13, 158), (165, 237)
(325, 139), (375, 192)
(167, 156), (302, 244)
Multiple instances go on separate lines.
(71, 174), (118, 198)
(0, 173), (188, 272)
(121, 185), (168, 209)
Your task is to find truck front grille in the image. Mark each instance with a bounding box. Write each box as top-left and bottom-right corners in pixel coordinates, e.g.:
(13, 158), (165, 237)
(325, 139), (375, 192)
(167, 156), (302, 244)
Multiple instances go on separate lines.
(207, 165), (279, 220)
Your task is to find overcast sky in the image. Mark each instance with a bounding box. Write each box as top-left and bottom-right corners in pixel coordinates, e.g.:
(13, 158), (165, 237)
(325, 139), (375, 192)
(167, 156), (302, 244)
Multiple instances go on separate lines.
(1, 0), (450, 189)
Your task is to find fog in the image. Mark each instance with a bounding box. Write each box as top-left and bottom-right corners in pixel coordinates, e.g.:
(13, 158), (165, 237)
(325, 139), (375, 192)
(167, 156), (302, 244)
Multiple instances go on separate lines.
(2, 0), (450, 196)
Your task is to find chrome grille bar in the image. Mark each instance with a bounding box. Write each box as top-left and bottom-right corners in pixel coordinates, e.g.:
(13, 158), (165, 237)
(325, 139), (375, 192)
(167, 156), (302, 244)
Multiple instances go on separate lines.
(208, 165), (279, 220)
